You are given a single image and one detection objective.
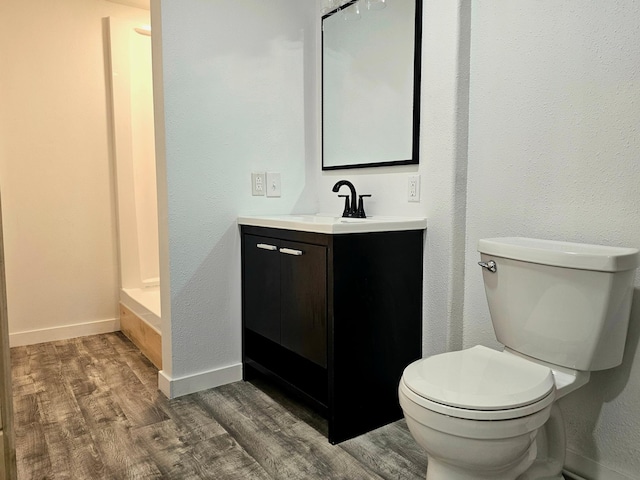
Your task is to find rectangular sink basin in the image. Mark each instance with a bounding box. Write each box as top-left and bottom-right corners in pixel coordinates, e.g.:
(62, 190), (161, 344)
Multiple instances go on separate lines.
(237, 214), (427, 234)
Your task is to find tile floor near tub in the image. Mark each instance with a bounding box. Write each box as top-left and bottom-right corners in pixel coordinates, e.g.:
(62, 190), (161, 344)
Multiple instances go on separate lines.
(11, 332), (428, 479)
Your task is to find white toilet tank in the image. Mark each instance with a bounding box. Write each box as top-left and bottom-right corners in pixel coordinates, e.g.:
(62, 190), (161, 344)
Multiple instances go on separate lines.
(478, 237), (639, 371)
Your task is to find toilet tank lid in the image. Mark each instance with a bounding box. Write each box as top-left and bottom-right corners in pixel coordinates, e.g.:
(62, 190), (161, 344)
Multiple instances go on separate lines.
(478, 237), (639, 272)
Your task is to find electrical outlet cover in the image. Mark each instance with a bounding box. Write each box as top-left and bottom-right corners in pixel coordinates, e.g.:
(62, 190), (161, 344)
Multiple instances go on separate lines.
(408, 174), (420, 202)
(251, 172), (265, 196)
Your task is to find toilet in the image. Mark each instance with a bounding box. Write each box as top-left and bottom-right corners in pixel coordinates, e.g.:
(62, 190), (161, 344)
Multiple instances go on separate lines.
(399, 237), (639, 480)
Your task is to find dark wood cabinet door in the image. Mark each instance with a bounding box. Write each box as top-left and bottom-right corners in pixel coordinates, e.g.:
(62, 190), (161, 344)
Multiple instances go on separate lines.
(242, 234), (281, 344)
(279, 241), (327, 368)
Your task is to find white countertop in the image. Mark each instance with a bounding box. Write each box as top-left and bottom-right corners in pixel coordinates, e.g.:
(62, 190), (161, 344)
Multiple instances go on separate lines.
(237, 214), (427, 234)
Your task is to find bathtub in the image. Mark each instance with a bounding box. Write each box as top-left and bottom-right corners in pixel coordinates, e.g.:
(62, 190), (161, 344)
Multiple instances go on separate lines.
(119, 287), (162, 368)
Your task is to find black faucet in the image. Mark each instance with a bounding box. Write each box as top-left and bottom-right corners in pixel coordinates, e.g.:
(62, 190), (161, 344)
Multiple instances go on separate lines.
(332, 180), (358, 217)
(332, 180), (373, 218)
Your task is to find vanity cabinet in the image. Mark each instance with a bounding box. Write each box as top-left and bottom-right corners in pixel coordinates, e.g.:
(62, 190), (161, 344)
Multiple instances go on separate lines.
(243, 234), (327, 367)
(241, 225), (423, 443)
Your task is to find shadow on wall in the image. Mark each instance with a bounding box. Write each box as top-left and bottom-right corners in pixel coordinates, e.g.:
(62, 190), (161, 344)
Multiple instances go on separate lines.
(558, 287), (640, 468)
(171, 222), (243, 372)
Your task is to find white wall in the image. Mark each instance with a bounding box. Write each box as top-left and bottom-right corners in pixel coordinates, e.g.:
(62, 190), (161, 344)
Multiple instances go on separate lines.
(154, 0), (317, 396)
(0, 0), (150, 345)
(464, 1), (640, 478)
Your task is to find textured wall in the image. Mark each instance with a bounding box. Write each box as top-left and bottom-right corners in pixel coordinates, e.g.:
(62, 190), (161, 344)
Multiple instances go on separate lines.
(157, 0), (317, 382)
(464, 1), (640, 477)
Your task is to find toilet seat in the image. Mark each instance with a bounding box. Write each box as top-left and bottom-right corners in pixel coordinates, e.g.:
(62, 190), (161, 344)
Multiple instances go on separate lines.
(401, 345), (556, 421)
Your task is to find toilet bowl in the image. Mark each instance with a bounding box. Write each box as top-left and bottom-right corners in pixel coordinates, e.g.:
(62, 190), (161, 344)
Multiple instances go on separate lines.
(399, 237), (639, 479)
(399, 346), (558, 480)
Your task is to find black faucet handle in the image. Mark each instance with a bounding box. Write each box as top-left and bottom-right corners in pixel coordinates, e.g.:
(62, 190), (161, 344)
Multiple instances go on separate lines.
(338, 195), (351, 217)
(356, 194), (372, 218)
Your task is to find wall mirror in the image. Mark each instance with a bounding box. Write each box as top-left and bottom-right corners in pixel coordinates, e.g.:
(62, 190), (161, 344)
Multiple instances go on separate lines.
(322, 0), (422, 170)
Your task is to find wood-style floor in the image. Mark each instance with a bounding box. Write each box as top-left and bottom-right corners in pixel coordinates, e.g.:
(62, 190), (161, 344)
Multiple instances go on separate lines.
(11, 332), (428, 479)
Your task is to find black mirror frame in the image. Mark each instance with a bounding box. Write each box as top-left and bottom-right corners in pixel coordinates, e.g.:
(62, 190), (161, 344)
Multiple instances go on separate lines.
(321, 0), (422, 171)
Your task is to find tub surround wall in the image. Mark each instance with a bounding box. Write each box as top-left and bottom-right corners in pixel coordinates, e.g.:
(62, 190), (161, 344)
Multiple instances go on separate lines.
(108, 15), (160, 293)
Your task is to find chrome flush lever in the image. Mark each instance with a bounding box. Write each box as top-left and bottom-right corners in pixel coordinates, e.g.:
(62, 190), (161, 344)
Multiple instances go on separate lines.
(478, 260), (497, 273)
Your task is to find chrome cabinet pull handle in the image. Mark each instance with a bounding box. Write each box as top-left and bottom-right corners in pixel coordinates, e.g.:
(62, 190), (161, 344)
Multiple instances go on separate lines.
(478, 260), (497, 273)
(256, 243), (277, 251)
(279, 248), (303, 256)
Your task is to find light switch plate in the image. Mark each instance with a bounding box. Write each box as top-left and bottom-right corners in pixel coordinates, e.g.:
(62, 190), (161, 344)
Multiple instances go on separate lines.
(266, 172), (281, 198)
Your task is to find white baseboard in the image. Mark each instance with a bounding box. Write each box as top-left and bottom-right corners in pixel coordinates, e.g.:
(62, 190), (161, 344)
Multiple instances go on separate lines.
(9, 318), (120, 347)
(564, 450), (635, 480)
(158, 363), (242, 399)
